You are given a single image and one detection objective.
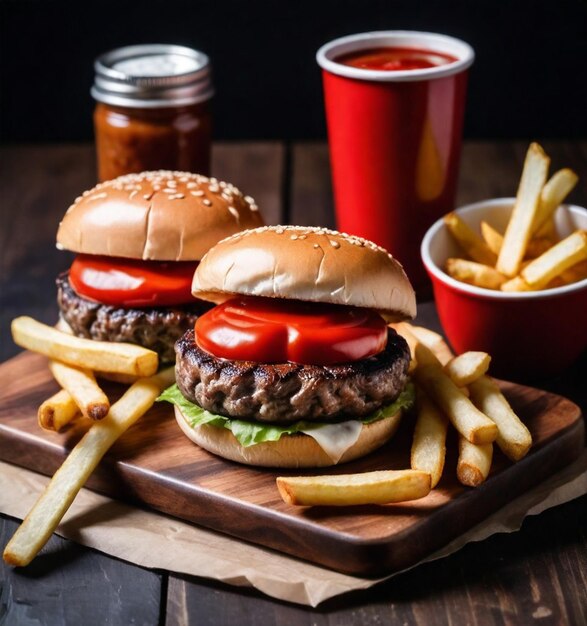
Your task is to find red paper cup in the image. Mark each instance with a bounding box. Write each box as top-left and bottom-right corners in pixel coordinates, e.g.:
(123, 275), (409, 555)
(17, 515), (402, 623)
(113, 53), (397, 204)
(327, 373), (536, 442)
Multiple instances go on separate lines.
(317, 31), (474, 291)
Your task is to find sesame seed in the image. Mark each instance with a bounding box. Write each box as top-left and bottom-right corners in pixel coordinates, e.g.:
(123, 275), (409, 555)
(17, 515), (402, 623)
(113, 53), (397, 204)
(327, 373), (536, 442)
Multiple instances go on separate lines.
(228, 206), (239, 219)
(190, 190), (204, 197)
(249, 204), (259, 211)
(163, 189), (175, 194)
(244, 195), (255, 204)
(87, 192), (107, 201)
(330, 240), (340, 249)
(313, 243), (320, 248)
(186, 182), (197, 189)
(129, 190), (138, 200)
(202, 199), (212, 206)
(291, 234), (298, 240)
(143, 193), (154, 200)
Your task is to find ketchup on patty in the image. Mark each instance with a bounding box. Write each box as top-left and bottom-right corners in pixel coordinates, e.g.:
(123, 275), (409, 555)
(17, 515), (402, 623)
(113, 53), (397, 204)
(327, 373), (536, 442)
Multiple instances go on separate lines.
(195, 296), (388, 365)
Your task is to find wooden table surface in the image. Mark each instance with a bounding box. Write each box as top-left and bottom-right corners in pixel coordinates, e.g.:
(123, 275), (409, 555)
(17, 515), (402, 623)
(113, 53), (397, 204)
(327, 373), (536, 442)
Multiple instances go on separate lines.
(1, 142), (586, 625)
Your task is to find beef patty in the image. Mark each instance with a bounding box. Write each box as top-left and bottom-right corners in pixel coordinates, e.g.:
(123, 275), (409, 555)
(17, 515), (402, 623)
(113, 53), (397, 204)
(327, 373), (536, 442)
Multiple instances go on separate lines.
(57, 272), (211, 363)
(175, 328), (410, 423)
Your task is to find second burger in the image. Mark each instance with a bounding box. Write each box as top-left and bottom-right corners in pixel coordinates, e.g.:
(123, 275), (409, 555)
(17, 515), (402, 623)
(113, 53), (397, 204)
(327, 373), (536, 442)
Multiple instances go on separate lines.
(55, 170), (264, 362)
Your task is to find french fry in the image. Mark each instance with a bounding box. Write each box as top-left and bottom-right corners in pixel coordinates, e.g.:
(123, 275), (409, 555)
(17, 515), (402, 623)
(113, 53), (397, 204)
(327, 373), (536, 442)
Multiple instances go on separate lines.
(3, 367), (175, 567)
(532, 168), (579, 235)
(407, 325), (454, 366)
(500, 276), (531, 292)
(392, 323), (454, 367)
(479, 224), (551, 259)
(414, 345), (497, 445)
(445, 351), (491, 386)
(525, 238), (556, 259)
(411, 388), (448, 488)
(497, 143), (550, 277)
(469, 376), (532, 461)
(560, 259), (587, 285)
(49, 360), (109, 420)
(444, 212), (497, 266)
(521, 230), (587, 289)
(480, 221), (503, 255)
(276, 470), (431, 506)
(38, 389), (80, 431)
(11, 316), (158, 377)
(534, 217), (557, 240)
(446, 258), (507, 290)
(457, 437), (493, 487)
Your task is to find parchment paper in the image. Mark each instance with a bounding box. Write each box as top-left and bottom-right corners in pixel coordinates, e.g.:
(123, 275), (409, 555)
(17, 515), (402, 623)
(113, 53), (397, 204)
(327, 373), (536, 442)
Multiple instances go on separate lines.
(1, 454), (586, 607)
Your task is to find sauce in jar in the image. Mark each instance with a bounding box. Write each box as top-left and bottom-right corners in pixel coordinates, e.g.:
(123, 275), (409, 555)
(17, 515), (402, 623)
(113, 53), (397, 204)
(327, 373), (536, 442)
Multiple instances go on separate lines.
(92, 45), (213, 181)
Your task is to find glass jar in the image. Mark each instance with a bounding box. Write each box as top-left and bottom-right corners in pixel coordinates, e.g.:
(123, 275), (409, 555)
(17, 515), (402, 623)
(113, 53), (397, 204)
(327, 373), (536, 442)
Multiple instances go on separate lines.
(92, 44), (213, 181)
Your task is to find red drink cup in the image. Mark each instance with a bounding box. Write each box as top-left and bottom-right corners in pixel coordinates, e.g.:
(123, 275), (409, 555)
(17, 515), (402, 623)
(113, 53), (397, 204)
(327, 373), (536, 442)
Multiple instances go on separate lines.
(317, 31), (474, 291)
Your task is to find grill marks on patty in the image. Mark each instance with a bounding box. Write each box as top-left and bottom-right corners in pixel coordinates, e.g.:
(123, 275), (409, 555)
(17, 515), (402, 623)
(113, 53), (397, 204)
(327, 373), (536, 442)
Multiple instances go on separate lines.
(175, 328), (410, 423)
(57, 272), (211, 363)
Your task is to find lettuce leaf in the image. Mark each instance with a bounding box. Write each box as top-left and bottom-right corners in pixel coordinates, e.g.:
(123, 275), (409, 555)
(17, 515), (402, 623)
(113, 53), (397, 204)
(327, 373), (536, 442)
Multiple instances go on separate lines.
(158, 383), (414, 448)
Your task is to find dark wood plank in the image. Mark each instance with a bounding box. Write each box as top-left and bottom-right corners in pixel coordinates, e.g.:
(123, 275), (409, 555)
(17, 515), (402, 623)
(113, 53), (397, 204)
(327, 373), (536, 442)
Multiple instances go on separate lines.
(0, 145), (96, 362)
(0, 516), (162, 626)
(0, 350), (583, 576)
(165, 494), (587, 624)
(212, 142), (284, 226)
(290, 142), (335, 229)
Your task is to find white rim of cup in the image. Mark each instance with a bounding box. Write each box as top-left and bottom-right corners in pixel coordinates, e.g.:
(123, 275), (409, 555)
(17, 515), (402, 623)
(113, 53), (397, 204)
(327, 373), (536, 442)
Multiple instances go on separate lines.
(316, 31), (474, 82)
(421, 199), (587, 301)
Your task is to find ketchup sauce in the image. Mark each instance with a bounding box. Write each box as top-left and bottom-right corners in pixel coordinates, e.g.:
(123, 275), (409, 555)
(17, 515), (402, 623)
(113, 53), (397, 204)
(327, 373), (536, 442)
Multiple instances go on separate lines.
(194, 297), (388, 365)
(336, 47), (457, 71)
(70, 255), (198, 308)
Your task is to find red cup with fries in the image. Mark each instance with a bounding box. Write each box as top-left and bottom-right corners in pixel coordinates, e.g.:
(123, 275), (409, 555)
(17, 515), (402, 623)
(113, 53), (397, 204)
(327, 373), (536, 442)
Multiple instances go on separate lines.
(421, 199), (587, 380)
(317, 31), (474, 291)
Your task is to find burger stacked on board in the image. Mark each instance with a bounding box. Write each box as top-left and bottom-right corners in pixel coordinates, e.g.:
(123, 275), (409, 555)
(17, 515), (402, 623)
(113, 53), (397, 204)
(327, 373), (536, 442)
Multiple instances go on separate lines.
(161, 225), (417, 467)
(55, 171), (264, 362)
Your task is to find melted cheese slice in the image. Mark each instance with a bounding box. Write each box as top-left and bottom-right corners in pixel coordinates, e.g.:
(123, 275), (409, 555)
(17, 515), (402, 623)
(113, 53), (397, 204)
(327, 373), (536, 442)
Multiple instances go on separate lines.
(301, 420), (363, 463)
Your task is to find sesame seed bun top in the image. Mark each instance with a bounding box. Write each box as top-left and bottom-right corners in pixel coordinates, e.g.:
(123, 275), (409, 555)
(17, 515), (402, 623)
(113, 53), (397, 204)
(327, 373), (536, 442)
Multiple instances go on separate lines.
(56, 171), (265, 261)
(192, 225), (416, 321)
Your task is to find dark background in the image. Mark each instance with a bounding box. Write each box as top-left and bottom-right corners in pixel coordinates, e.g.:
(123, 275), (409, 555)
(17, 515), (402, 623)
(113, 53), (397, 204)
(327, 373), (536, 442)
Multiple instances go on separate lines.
(1, 0), (586, 143)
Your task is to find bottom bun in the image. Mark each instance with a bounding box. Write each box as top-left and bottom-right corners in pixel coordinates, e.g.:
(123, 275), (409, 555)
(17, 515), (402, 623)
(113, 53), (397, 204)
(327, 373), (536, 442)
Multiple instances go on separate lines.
(174, 405), (402, 468)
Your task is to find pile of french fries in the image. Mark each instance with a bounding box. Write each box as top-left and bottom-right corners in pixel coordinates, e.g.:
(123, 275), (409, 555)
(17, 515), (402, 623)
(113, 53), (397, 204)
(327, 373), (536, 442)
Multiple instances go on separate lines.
(3, 316), (174, 567)
(444, 143), (587, 291)
(277, 323), (532, 506)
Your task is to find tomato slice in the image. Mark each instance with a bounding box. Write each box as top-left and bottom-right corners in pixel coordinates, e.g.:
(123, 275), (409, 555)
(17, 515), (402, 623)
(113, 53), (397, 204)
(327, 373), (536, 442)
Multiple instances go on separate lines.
(195, 296), (388, 365)
(69, 254), (198, 308)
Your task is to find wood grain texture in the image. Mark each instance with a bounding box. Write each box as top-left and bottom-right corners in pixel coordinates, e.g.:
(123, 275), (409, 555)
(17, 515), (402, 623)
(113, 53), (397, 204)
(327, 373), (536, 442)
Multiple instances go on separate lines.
(0, 516), (162, 626)
(0, 350), (583, 576)
(165, 493), (587, 625)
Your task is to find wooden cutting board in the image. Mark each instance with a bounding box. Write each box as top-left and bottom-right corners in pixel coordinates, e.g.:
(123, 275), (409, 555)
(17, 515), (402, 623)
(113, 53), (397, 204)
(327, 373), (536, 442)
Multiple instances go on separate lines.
(0, 351), (583, 576)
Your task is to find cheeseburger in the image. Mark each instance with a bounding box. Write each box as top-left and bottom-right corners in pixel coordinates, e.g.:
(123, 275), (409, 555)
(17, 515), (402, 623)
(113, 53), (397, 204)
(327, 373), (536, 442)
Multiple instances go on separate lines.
(161, 225), (417, 467)
(55, 171), (264, 362)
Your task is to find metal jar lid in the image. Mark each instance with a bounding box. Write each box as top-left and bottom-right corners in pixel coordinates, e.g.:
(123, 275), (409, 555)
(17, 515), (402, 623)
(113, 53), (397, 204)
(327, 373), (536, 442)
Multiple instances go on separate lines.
(92, 44), (214, 108)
